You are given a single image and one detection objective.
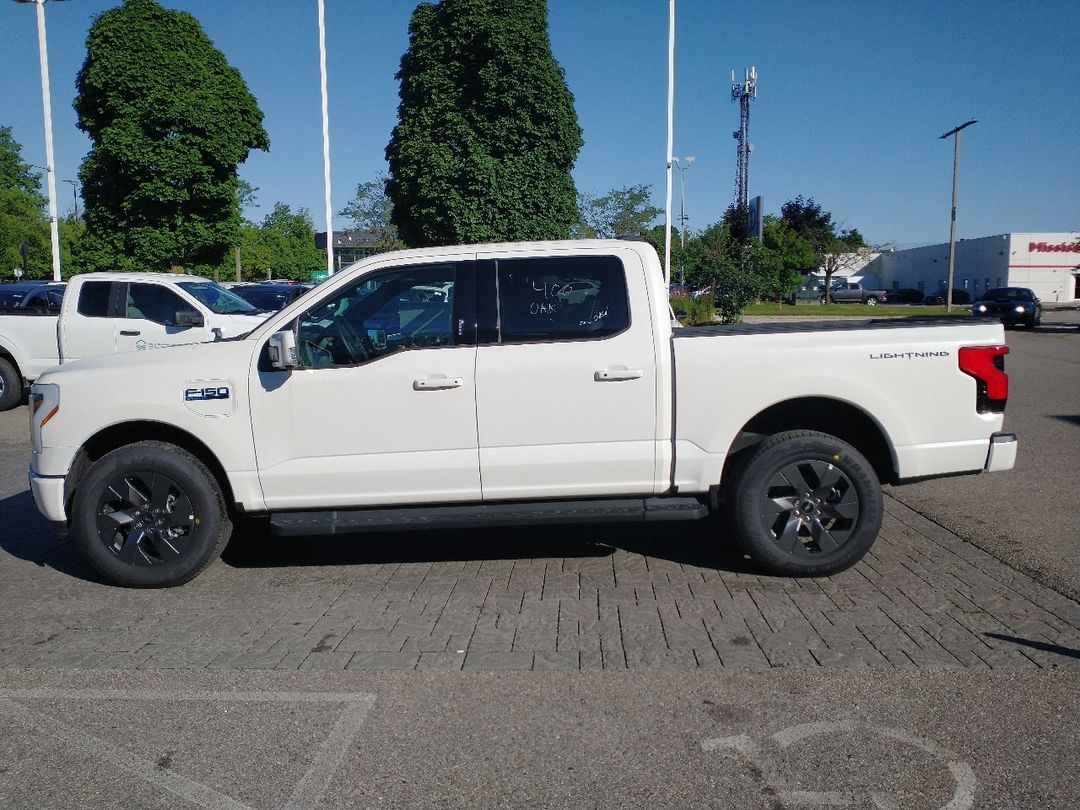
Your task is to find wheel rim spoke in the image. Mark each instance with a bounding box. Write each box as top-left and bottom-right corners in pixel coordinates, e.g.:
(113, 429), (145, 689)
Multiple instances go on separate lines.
(95, 468), (196, 568)
(760, 455), (862, 558)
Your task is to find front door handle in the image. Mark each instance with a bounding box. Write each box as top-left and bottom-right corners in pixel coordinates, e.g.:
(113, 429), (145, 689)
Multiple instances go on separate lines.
(413, 376), (464, 391)
(594, 367), (644, 382)
(119, 330), (141, 336)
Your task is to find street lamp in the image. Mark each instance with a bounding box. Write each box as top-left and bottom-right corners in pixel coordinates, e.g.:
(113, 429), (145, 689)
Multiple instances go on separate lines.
(14, 0), (69, 282)
(673, 155), (694, 286)
(939, 118), (977, 312)
(316, 0), (335, 277)
(63, 178), (78, 218)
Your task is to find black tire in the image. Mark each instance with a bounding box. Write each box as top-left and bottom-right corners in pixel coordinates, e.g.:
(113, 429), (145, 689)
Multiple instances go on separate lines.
(728, 430), (882, 577)
(865, 296), (879, 306)
(71, 441), (232, 587)
(0, 357), (23, 411)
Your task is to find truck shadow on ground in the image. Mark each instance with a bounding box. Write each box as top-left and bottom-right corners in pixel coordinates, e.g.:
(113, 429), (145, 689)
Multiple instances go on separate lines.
(221, 513), (755, 575)
(0, 488), (758, 583)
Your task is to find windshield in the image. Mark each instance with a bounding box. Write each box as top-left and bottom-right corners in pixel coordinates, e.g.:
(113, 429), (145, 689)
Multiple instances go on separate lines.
(177, 281), (260, 315)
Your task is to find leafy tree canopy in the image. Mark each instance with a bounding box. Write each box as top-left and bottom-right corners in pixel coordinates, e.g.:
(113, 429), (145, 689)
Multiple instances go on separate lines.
(226, 202), (325, 281)
(386, 0), (583, 246)
(74, 0), (269, 273)
(339, 172), (399, 249)
(0, 126), (51, 279)
(575, 184), (660, 240)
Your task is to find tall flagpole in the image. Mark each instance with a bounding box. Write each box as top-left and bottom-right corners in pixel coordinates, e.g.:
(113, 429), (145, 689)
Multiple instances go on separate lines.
(663, 0), (675, 287)
(317, 0), (335, 276)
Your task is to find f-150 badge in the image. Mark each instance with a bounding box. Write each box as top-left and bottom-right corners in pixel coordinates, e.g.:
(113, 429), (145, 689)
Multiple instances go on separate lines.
(183, 381), (234, 417)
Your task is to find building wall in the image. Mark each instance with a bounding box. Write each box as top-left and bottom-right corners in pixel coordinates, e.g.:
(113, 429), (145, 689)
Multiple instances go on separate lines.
(872, 233), (1079, 301)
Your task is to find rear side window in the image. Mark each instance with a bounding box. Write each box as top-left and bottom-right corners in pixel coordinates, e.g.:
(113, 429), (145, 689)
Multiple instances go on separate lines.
(495, 255), (629, 343)
(77, 282), (112, 318)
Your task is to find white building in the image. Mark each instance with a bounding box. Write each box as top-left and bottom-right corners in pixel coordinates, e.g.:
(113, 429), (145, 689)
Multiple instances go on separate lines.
(870, 233), (1080, 303)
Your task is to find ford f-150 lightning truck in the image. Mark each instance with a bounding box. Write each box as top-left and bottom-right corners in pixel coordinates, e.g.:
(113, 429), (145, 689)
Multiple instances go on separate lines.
(28, 241), (1018, 586)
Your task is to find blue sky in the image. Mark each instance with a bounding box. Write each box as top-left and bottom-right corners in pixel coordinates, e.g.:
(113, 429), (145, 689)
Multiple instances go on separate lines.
(2, 0), (1077, 248)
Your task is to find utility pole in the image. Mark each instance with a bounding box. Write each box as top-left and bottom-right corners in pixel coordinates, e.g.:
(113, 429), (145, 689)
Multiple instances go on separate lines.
(939, 119), (977, 313)
(731, 66), (757, 213)
(63, 178), (78, 218)
(674, 156), (694, 286)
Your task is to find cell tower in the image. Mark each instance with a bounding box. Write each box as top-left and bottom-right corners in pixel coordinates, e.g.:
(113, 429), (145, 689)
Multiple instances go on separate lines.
(731, 66), (757, 211)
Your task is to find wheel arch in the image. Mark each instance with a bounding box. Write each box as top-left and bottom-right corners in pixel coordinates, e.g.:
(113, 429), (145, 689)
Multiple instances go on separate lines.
(68, 421), (237, 514)
(722, 397), (897, 488)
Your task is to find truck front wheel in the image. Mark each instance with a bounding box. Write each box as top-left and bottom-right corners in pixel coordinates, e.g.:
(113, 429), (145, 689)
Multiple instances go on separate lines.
(71, 441), (232, 587)
(0, 357), (23, 411)
(729, 430), (882, 577)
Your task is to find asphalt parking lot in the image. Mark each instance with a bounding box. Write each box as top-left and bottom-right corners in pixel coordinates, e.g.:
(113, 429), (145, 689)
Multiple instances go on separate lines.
(1, 308), (1078, 808)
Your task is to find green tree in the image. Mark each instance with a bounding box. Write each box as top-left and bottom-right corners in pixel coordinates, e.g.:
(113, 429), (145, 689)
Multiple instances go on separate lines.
(575, 184), (661, 239)
(339, 173), (399, 250)
(0, 126), (51, 279)
(386, 0), (583, 246)
(74, 0), (269, 274)
(229, 202), (325, 281)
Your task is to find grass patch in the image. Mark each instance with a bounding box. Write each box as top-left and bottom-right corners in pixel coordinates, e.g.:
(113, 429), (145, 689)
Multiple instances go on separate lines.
(742, 302), (970, 318)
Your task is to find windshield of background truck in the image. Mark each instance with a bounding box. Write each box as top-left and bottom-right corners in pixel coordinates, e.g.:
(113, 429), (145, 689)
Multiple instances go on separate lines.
(176, 281), (260, 315)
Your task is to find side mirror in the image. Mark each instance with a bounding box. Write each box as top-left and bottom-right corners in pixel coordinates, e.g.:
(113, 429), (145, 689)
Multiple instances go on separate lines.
(268, 329), (299, 369)
(174, 310), (204, 328)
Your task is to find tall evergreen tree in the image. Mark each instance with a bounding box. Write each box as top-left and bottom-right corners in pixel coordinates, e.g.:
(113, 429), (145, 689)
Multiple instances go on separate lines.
(386, 0), (583, 247)
(74, 0), (269, 273)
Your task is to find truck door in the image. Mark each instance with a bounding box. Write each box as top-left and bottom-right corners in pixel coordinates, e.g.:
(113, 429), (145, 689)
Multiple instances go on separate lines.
(58, 280), (117, 362)
(115, 282), (211, 354)
(249, 258), (481, 510)
(474, 249), (660, 500)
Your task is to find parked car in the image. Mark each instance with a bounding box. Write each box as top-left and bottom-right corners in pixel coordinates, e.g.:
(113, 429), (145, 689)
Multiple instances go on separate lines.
(889, 288), (925, 305)
(0, 281), (66, 313)
(972, 287), (1042, 329)
(924, 289), (971, 306)
(28, 239), (1017, 587)
(228, 281), (312, 312)
(820, 281), (890, 305)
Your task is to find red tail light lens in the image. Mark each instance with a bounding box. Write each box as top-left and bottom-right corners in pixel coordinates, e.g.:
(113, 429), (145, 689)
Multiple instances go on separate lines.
(958, 345), (1009, 413)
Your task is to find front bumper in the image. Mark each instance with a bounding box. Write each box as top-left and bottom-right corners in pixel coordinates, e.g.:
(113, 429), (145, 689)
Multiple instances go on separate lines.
(29, 468), (68, 532)
(984, 432), (1018, 472)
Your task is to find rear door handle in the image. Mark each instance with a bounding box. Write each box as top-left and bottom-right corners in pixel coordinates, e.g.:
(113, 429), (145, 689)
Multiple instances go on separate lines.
(594, 367), (644, 381)
(413, 376), (464, 391)
(119, 330), (141, 336)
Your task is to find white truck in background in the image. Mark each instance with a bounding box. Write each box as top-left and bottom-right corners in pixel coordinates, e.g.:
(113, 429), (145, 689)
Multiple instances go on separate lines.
(27, 240), (1018, 587)
(0, 273), (267, 410)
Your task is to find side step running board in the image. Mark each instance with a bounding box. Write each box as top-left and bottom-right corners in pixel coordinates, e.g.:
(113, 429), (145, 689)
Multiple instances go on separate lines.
(268, 497), (709, 537)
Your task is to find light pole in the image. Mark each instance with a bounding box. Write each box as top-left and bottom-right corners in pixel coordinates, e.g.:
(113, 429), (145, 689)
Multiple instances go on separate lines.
(63, 178), (78, 219)
(316, 0), (335, 277)
(939, 119), (977, 312)
(673, 155), (694, 286)
(14, 0), (68, 282)
(663, 0), (675, 287)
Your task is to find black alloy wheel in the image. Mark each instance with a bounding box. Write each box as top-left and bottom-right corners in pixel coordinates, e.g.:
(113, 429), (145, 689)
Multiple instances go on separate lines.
(72, 442), (231, 587)
(729, 430), (882, 577)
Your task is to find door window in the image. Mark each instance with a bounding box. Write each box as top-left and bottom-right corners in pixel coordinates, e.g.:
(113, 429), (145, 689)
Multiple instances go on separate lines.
(495, 255), (629, 343)
(296, 264), (456, 368)
(77, 282), (113, 317)
(126, 283), (189, 325)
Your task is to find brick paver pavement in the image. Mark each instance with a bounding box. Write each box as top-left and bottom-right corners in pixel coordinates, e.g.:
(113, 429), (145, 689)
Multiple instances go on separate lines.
(2, 484), (1078, 672)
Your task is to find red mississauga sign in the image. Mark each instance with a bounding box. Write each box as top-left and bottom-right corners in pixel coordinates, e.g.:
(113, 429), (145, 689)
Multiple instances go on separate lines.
(1029, 241), (1079, 253)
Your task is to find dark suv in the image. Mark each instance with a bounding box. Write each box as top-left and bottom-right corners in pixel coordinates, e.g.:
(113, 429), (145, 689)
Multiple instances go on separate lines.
(971, 287), (1041, 328)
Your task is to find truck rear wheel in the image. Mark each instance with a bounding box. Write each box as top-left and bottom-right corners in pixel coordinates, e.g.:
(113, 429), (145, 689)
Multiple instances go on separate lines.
(71, 441), (231, 587)
(729, 430), (882, 577)
(865, 296), (879, 306)
(0, 357), (22, 411)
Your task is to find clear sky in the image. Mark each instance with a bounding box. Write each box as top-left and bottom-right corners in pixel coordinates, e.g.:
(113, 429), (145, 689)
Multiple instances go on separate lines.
(2, 0), (1077, 248)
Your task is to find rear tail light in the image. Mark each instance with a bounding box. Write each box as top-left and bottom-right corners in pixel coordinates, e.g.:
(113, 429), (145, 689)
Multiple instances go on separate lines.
(958, 345), (1009, 413)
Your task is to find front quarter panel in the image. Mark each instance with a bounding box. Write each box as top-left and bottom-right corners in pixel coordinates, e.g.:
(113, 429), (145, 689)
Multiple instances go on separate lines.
(31, 339), (261, 508)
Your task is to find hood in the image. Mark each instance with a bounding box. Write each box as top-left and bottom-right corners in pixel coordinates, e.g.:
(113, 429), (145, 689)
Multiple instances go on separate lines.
(211, 312), (270, 337)
(37, 335), (258, 388)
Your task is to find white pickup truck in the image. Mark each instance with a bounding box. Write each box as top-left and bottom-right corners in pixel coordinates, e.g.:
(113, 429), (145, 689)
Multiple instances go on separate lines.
(0, 273), (267, 410)
(28, 240), (1018, 587)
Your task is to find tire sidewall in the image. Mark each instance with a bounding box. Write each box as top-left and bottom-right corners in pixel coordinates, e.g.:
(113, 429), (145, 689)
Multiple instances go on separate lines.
(71, 442), (229, 587)
(732, 432), (882, 577)
(0, 357), (22, 411)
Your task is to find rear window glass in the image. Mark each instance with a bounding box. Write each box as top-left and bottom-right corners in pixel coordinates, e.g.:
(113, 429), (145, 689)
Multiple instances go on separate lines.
(77, 282), (112, 318)
(495, 255), (629, 343)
